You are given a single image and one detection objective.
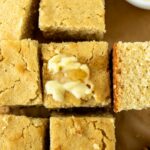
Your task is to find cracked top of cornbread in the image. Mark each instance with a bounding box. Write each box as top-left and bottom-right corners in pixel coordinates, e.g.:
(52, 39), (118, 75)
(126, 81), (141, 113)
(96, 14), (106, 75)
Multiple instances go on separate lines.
(0, 40), (42, 106)
(0, 114), (48, 150)
(50, 115), (115, 150)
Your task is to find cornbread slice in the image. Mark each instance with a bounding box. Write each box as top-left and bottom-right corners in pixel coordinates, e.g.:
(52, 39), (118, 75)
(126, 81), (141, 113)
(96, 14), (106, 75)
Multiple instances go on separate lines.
(41, 41), (110, 108)
(39, 0), (106, 40)
(0, 115), (48, 150)
(0, 40), (42, 106)
(113, 42), (150, 112)
(0, 0), (39, 40)
(50, 115), (115, 150)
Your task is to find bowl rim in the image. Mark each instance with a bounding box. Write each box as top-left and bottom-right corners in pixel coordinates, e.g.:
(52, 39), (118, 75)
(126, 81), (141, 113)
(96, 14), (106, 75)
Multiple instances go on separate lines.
(126, 0), (150, 10)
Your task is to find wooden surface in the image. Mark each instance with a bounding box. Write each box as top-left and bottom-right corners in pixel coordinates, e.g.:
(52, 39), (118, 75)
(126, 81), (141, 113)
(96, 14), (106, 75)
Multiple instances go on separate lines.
(105, 0), (150, 46)
(104, 0), (150, 149)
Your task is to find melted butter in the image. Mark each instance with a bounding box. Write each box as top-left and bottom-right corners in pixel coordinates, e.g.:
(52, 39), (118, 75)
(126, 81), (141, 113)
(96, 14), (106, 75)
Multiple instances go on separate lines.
(45, 80), (92, 101)
(48, 54), (89, 76)
(46, 54), (93, 102)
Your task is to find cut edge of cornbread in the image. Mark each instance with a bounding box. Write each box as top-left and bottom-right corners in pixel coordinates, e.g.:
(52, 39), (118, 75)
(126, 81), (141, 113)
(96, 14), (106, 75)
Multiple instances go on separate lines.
(21, 0), (40, 39)
(113, 41), (150, 112)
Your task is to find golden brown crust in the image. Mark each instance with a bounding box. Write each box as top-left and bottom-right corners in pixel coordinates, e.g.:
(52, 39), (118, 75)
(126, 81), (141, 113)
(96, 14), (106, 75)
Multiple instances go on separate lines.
(113, 43), (119, 112)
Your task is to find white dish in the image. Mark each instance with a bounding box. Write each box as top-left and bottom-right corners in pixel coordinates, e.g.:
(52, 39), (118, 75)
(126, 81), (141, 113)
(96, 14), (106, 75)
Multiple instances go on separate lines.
(126, 0), (150, 10)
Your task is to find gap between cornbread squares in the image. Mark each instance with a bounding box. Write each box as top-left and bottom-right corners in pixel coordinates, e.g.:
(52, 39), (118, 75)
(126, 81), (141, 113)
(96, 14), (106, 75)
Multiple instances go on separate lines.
(0, 0), (39, 40)
(39, 0), (106, 40)
(50, 115), (115, 150)
(0, 39), (42, 106)
(113, 41), (150, 112)
(41, 41), (111, 109)
(0, 114), (48, 150)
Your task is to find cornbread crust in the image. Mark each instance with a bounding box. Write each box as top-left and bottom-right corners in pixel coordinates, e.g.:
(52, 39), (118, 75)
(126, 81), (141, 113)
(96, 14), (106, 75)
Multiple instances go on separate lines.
(113, 42), (150, 112)
(113, 44), (119, 112)
(0, 115), (48, 150)
(41, 41), (111, 108)
(50, 116), (115, 150)
(0, 0), (39, 40)
(39, 0), (105, 40)
(0, 40), (42, 106)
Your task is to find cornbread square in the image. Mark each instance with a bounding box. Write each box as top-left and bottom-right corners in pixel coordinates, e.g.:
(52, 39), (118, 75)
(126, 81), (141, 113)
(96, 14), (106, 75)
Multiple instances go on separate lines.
(39, 0), (106, 40)
(113, 42), (150, 112)
(50, 115), (115, 150)
(41, 41), (110, 108)
(0, 0), (39, 40)
(0, 40), (42, 106)
(0, 115), (48, 150)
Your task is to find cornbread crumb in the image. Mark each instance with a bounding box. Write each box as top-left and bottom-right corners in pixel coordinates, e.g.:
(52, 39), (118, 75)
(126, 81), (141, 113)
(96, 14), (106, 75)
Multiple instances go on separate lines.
(113, 41), (150, 112)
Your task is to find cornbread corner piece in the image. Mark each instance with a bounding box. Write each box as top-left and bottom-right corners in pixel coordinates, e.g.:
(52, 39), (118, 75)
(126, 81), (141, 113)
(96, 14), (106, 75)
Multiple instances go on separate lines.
(0, 39), (42, 106)
(0, 0), (39, 40)
(113, 41), (150, 112)
(39, 0), (106, 40)
(0, 115), (48, 150)
(41, 41), (111, 108)
(50, 115), (115, 150)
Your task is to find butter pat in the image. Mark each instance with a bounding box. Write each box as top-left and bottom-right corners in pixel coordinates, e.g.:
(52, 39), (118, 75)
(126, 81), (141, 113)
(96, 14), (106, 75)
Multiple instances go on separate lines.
(45, 81), (65, 102)
(63, 81), (92, 99)
(45, 80), (92, 102)
(46, 54), (93, 102)
(48, 54), (89, 76)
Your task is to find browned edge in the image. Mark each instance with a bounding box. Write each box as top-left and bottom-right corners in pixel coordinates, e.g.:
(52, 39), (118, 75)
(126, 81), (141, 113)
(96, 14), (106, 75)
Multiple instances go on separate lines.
(113, 43), (119, 112)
